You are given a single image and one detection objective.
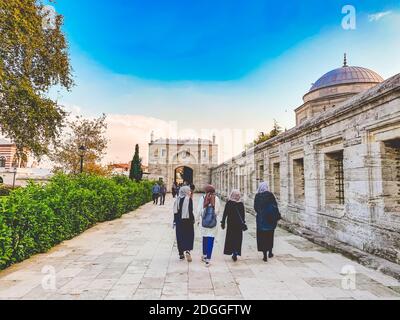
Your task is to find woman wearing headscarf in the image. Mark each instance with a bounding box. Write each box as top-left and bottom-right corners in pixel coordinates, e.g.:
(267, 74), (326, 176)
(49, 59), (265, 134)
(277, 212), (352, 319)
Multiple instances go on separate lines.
(173, 186), (195, 262)
(221, 190), (247, 262)
(254, 182), (281, 262)
(197, 184), (221, 267)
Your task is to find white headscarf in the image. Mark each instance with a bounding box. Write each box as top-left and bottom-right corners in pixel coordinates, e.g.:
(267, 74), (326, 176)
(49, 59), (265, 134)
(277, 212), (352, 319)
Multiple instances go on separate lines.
(229, 189), (242, 202)
(173, 186), (191, 219)
(257, 181), (269, 194)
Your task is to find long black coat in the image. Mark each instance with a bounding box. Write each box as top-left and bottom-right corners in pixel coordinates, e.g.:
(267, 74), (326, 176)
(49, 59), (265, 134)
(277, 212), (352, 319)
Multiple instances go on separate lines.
(174, 197), (194, 253)
(221, 200), (245, 255)
(254, 191), (280, 231)
(253, 191), (281, 252)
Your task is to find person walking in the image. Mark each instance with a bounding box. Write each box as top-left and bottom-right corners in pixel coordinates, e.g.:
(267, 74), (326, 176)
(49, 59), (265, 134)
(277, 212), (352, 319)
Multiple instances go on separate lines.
(221, 190), (247, 262)
(197, 184), (220, 267)
(172, 182), (177, 198)
(254, 182), (281, 262)
(159, 184), (167, 205)
(152, 183), (161, 205)
(173, 186), (195, 262)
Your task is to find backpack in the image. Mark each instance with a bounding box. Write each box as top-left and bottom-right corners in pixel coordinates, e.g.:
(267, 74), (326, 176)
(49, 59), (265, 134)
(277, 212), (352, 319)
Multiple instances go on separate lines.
(257, 203), (280, 231)
(202, 204), (217, 228)
(263, 204), (274, 224)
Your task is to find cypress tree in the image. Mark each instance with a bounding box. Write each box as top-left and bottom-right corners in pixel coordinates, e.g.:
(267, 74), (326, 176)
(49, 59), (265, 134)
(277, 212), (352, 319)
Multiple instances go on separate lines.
(129, 144), (143, 181)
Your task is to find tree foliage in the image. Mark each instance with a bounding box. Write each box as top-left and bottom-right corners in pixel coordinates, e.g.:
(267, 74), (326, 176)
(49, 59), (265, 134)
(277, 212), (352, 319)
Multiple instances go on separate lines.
(0, 0), (73, 158)
(253, 119), (283, 146)
(129, 144), (143, 182)
(51, 114), (108, 174)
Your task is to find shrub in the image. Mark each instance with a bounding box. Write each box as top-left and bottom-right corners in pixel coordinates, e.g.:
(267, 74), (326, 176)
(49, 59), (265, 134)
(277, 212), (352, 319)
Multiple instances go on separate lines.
(0, 185), (17, 197)
(0, 174), (153, 270)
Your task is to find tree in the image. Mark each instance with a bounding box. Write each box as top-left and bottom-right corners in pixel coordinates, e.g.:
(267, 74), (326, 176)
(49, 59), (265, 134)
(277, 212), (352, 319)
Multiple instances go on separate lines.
(269, 119), (283, 139)
(0, 0), (73, 159)
(51, 114), (108, 174)
(129, 144), (143, 182)
(84, 162), (111, 176)
(253, 119), (283, 145)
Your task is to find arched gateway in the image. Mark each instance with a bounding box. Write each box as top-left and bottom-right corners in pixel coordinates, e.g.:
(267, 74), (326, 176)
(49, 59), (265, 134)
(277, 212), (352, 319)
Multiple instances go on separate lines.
(175, 166), (193, 184)
(148, 137), (218, 190)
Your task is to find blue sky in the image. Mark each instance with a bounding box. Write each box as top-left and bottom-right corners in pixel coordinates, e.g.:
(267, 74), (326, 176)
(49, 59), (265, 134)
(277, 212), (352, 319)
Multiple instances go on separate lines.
(47, 0), (400, 163)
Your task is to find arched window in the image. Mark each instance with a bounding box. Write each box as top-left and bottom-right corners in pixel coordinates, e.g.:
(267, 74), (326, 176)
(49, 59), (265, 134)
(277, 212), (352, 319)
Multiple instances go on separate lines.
(0, 157), (6, 168)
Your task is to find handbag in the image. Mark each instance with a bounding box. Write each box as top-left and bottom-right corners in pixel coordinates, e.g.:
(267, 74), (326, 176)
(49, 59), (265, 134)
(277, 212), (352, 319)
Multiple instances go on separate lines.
(234, 206), (248, 232)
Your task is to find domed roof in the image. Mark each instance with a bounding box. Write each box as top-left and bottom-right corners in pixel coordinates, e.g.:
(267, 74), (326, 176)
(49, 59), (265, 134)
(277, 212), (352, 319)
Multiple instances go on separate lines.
(309, 55), (383, 92)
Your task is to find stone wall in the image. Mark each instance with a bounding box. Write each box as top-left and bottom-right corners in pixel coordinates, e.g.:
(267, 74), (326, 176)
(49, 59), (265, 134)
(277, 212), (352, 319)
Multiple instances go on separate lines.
(211, 74), (400, 265)
(148, 139), (218, 191)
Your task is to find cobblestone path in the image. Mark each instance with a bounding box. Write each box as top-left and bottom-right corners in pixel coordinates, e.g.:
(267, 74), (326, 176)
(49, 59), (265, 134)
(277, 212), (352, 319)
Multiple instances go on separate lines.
(0, 195), (399, 300)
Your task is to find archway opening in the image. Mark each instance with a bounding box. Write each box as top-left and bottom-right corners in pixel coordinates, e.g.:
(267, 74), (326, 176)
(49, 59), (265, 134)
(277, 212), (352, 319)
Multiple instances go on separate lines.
(175, 166), (193, 185)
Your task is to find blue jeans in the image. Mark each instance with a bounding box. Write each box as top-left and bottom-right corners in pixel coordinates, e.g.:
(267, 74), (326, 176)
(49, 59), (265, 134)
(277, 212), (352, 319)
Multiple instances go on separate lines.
(202, 236), (215, 260)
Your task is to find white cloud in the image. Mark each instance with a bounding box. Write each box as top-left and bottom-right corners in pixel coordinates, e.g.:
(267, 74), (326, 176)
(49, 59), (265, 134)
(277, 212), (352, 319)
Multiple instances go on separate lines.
(368, 11), (392, 22)
(104, 114), (255, 165)
(56, 104), (173, 165)
(104, 114), (174, 165)
(64, 104), (82, 116)
(52, 107), (255, 166)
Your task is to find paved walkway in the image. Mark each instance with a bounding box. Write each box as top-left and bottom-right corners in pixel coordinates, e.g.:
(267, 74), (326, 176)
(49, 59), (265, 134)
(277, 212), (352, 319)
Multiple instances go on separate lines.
(0, 195), (399, 300)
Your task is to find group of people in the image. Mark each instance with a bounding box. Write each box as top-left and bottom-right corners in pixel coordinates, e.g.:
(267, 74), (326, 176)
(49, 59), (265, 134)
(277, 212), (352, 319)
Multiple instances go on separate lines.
(151, 183), (167, 205)
(171, 181), (195, 198)
(173, 181), (281, 267)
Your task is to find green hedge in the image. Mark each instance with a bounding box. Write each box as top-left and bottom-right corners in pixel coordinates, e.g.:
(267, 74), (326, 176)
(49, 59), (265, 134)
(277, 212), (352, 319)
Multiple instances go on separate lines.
(0, 185), (17, 197)
(0, 174), (153, 270)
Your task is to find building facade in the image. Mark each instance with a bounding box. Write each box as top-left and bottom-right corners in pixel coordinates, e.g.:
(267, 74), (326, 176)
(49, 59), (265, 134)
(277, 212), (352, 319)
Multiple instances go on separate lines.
(211, 60), (400, 265)
(0, 138), (25, 185)
(0, 138), (50, 186)
(0, 138), (21, 169)
(148, 135), (218, 189)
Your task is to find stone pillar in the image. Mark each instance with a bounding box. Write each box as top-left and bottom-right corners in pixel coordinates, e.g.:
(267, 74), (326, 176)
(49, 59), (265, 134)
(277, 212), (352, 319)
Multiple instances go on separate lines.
(304, 141), (319, 212)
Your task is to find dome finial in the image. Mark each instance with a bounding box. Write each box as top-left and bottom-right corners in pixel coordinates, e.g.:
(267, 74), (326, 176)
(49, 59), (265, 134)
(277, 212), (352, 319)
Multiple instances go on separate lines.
(343, 53), (348, 67)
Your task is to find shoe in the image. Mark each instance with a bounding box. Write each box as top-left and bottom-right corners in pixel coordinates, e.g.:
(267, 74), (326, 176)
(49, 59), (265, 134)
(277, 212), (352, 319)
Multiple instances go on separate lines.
(185, 251), (192, 262)
(263, 256), (268, 262)
(201, 255), (207, 263)
(205, 260), (210, 267)
(232, 255), (237, 262)
(268, 252), (274, 258)
(179, 254), (185, 260)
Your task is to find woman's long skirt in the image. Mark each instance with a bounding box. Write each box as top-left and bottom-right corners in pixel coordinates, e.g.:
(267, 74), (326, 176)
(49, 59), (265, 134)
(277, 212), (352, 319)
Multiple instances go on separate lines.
(176, 220), (194, 254)
(256, 229), (275, 252)
(223, 226), (243, 256)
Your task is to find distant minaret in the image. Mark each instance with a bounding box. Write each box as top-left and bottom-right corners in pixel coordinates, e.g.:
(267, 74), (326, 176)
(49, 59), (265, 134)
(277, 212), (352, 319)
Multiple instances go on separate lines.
(212, 133), (216, 144)
(343, 53), (348, 67)
(150, 131), (154, 143)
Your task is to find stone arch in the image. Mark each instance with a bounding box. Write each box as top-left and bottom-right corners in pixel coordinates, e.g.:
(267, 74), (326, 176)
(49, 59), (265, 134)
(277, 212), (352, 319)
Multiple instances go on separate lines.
(174, 165), (194, 185)
(172, 150), (197, 164)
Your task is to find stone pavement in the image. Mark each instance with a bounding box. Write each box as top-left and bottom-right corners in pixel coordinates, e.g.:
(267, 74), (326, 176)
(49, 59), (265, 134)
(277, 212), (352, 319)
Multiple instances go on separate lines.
(0, 195), (399, 300)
